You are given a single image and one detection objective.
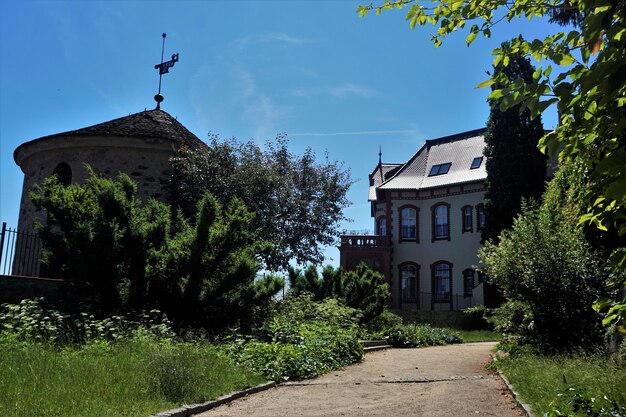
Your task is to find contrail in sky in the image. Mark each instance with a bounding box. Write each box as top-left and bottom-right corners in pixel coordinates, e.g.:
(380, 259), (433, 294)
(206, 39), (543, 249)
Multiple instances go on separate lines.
(290, 129), (416, 137)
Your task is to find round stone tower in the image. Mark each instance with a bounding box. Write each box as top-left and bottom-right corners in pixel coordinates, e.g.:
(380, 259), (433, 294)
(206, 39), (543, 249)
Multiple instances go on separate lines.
(12, 109), (204, 276)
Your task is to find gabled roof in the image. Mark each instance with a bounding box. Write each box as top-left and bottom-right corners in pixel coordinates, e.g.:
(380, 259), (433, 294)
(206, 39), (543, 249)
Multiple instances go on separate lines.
(378, 128), (487, 192)
(369, 163), (402, 201)
(14, 109), (205, 160)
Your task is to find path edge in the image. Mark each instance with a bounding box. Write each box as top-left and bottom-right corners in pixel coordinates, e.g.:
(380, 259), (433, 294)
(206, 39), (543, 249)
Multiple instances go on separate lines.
(150, 381), (277, 417)
(495, 366), (534, 417)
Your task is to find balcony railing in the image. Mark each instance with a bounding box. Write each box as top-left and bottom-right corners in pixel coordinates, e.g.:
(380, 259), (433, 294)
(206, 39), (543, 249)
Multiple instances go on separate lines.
(340, 234), (390, 248)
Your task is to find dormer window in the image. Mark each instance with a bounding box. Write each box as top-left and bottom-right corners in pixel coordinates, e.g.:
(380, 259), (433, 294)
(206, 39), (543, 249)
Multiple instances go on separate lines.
(470, 157), (483, 169)
(428, 162), (451, 176)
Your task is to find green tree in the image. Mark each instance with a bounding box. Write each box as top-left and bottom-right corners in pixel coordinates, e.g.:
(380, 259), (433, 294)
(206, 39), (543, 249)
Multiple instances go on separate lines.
(482, 47), (547, 243)
(157, 193), (283, 332)
(287, 263), (390, 324)
(358, 0), (626, 331)
(479, 162), (606, 351)
(169, 133), (353, 271)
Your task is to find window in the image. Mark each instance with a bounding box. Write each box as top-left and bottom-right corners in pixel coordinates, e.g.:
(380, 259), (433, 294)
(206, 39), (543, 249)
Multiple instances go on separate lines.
(400, 263), (418, 301)
(432, 261), (452, 303)
(377, 216), (387, 236)
(470, 157), (483, 169)
(428, 162), (451, 176)
(461, 205), (473, 233)
(463, 269), (475, 297)
(432, 203), (450, 240)
(476, 204), (486, 231)
(478, 272), (489, 284)
(399, 206), (417, 241)
(53, 162), (72, 186)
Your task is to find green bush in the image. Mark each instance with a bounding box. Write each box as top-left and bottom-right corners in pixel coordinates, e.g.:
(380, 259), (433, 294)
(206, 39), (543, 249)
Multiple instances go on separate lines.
(384, 324), (462, 348)
(463, 305), (493, 330)
(365, 309), (403, 336)
(479, 163), (607, 352)
(287, 263), (390, 325)
(226, 295), (363, 381)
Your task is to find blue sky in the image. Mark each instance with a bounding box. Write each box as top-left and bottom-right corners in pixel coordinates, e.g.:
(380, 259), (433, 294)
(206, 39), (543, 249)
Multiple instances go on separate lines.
(0, 0), (558, 266)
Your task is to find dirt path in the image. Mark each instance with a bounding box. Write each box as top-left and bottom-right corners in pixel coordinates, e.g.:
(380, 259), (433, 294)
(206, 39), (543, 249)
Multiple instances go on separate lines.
(194, 342), (525, 417)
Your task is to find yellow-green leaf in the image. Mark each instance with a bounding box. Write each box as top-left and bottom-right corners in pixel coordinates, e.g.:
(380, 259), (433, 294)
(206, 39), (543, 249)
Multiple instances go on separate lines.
(476, 79), (495, 89)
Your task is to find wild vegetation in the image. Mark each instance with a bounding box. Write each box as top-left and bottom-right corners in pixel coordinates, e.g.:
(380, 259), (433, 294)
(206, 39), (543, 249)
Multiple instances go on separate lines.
(31, 170), (282, 334)
(480, 162), (608, 352)
(495, 352), (626, 416)
(0, 299), (265, 417)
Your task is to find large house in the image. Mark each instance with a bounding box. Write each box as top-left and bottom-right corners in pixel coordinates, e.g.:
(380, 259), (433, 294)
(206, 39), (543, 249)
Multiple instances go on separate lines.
(339, 128), (491, 311)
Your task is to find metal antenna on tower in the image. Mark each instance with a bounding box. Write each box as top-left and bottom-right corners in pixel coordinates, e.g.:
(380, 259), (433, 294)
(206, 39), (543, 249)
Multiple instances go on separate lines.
(154, 33), (179, 110)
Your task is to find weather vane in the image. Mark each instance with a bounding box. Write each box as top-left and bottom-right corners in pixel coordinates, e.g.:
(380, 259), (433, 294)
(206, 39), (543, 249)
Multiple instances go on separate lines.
(154, 33), (179, 110)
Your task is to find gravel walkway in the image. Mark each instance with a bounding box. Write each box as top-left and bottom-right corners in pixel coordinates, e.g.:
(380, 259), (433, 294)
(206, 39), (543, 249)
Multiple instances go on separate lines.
(194, 342), (525, 417)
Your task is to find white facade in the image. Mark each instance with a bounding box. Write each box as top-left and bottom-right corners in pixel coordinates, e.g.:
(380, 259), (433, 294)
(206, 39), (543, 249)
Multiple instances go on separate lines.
(341, 128), (489, 310)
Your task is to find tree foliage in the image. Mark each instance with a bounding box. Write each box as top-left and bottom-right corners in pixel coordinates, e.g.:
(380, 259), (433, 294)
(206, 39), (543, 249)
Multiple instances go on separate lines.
(287, 263), (390, 324)
(482, 47), (547, 243)
(479, 162), (607, 351)
(169, 133), (353, 271)
(358, 0), (626, 331)
(31, 169), (282, 333)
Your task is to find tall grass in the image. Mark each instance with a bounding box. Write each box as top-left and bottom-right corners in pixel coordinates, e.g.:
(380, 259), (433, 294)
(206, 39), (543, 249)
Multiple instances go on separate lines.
(496, 352), (626, 416)
(0, 339), (265, 417)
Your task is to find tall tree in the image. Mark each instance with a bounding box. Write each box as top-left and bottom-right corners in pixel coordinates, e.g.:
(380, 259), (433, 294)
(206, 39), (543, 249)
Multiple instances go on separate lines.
(482, 48), (547, 243)
(169, 133), (353, 271)
(358, 0), (626, 332)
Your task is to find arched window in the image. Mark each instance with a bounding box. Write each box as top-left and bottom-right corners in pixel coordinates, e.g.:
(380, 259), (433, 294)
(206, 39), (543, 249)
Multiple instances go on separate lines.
(398, 206), (418, 242)
(476, 204), (486, 231)
(377, 216), (387, 236)
(53, 162), (72, 186)
(399, 262), (419, 302)
(431, 202), (450, 241)
(432, 261), (452, 303)
(463, 269), (475, 297)
(461, 205), (473, 233)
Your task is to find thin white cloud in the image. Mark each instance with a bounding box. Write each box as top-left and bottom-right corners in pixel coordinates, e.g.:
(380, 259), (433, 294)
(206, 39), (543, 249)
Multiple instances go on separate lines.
(328, 83), (378, 99)
(233, 33), (311, 50)
(292, 83), (380, 99)
(291, 129), (418, 137)
(237, 70), (290, 138)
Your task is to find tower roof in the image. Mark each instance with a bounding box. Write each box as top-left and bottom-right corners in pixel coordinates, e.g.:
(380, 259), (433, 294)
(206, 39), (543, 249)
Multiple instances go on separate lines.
(14, 109), (205, 161)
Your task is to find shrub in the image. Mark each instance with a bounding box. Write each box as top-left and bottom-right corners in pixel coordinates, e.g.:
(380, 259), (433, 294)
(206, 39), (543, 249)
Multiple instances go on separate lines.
(365, 309), (403, 336)
(384, 324), (462, 348)
(463, 305), (493, 330)
(286, 263), (390, 325)
(479, 163), (607, 352)
(226, 295), (363, 381)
